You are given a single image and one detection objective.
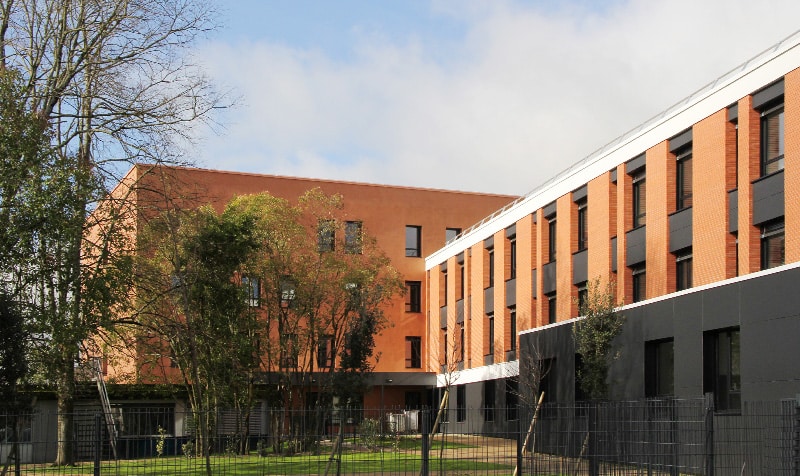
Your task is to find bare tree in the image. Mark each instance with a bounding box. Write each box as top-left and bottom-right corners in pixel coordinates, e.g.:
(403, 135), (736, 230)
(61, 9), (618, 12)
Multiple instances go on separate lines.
(0, 0), (227, 465)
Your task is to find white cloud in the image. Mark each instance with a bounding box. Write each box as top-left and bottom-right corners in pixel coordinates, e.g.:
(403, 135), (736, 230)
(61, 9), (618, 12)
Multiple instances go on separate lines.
(193, 0), (800, 195)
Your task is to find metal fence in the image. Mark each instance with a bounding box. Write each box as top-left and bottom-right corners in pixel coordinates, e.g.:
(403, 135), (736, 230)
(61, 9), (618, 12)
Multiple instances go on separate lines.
(0, 396), (798, 475)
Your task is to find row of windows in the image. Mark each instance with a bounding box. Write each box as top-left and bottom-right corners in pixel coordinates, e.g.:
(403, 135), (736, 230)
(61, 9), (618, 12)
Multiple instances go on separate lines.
(405, 225), (464, 257)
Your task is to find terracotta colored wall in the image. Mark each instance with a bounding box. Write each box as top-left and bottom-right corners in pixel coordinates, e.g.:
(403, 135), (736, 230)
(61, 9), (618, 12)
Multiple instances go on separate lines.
(587, 172), (614, 288)
(646, 141), (671, 298)
(786, 68), (800, 262)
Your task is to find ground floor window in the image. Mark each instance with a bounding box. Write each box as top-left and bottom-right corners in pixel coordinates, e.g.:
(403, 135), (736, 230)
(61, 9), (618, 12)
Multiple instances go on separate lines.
(703, 327), (741, 412)
(645, 338), (674, 397)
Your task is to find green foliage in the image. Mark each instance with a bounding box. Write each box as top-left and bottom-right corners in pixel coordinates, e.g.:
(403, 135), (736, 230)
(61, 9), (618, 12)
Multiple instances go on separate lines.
(0, 294), (27, 411)
(357, 418), (381, 451)
(573, 279), (625, 400)
(156, 426), (167, 457)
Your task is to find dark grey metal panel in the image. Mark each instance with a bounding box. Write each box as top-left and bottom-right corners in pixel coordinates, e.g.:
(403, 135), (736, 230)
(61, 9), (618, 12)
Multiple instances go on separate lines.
(610, 168), (617, 183)
(671, 291), (704, 397)
(626, 153), (646, 174)
(752, 170), (784, 225)
(610, 236), (617, 272)
(531, 269), (537, 298)
(457, 252), (464, 264)
(728, 103), (738, 122)
(440, 305), (447, 329)
(572, 249), (588, 284)
(542, 261), (557, 295)
(484, 287), (494, 313)
(505, 278), (516, 307)
(440, 261), (447, 272)
(572, 185), (588, 203)
(668, 207), (693, 252)
(505, 224), (516, 239)
(740, 268), (798, 325)
(484, 354), (494, 365)
(701, 284), (740, 330)
(625, 226), (647, 266)
(543, 201), (557, 219)
(484, 236), (494, 249)
(752, 78), (784, 109)
(728, 189), (738, 233)
(669, 128), (693, 152)
(456, 299), (464, 324)
(640, 299), (675, 341)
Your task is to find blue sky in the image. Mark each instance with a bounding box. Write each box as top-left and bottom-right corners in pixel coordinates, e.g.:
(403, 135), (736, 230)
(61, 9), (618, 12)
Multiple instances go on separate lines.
(190, 0), (800, 194)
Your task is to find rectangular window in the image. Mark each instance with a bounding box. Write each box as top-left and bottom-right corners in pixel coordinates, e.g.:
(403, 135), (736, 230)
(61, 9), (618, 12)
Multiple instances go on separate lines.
(317, 335), (333, 369)
(509, 307), (517, 351)
(405, 281), (421, 313)
(761, 219), (785, 270)
(344, 221), (362, 254)
(633, 172), (646, 228)
(761, 104), (784, 176)
(576, 282), (588, 315)
(459, 263), (465, 301)
(405, 336), (421, 368)
(509, 239), (517, 279)
(446, 227), (461, 242)
(318, 219), (335, 252)
(676, 251), (692, 291)
(280, 333), (298, 368)
(442, 270), (448, 306)
(632, 265), (646, 302)
(676, 150), (693, 210)
(456, 385), (466, 422)
(547, 293), (557, 324)
(577, 201), (588, 251)
(645, 339), (674, 397)
(505, 379), (519, 421)
(488, 249), (495, 288)
(242, 276), (260, 307)
(548, 218), (557, 262)
(405, 225), (422, 257)
(487, 313), (495, 355)
(484, 380), (495, 421)
(704, 328), (741, 412)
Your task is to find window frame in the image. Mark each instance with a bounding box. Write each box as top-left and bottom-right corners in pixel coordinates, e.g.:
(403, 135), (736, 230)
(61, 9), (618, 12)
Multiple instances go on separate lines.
(577, 200), (588, 252)
(405, 225), (422, 257)
(242, 276), (260, 307)
(632, 172), (647, 228)
(632, 265), (646, 303)
(405, 281), (422, 313)
(645, 338), (674, 398)
(548, 218), (557, 262)
(547, 293), (557, 324)
(676, 149), (693, 210)
(318, 219), (336, 252)
(676, 251), (693, 291)
(703, 327), (741, 413)
(760, 103), (785, 177)
(761, 219), (785, 270)
(344, 220), (363, 254)
(405, 336), (421, 369)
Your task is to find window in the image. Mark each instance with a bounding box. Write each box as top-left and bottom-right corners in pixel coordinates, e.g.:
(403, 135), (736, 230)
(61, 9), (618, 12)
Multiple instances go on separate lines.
(547, 293), (557, 324)
(676, 149), (693, 210)
(242, 276), (260, 307)
(576, 282), (588, 315)
(505, 379), (519, 421)
(484, 380), (496, 421)
(509, 307), (517, 351)
(405, 281), (421, 313)
(645, 339), (674, 397)
(577, 200), (588, 251)
(761, 104), (784, 176)
(442, 270), (448, 306)
(318, 219), (335, 252)
(676, 251), (692, 291)
(457, 323), (465, 362)
(488, 248), (495, 288)
(456, 385), (466, 422)
(280, 333), (298, 368)
(317, 335), (333, 368)
(487, 313), (495, 355)
(548, 218), (557, 262)
(509, 239), (517, 279)
(405, 225), (422, 257)
(458, 263), (465, 301)
(704, 328), (741, 412)
(446, 227), (461, 242)
(761, 219), (785, 270)
(632, 265), (646, 302)
(344, 221), (362, 254)
(441, 330), (448, 366)
(405, 336), (421, 368)
(117, 404), (175, 436)
(633, 172), (646, 227)
(280, 279), (296, 308)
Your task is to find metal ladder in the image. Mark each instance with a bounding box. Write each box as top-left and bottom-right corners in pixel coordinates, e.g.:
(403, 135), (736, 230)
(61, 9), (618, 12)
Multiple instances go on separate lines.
(93, 357), (118, 459)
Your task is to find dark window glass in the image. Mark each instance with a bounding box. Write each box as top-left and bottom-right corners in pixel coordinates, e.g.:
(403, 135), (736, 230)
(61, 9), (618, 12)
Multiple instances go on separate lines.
(459, 264), (465, 300)
(576, 283), (588, 315)
(446, 227), (461, 242)
(645, 339), (674, 397)
(442, 271), (448, 306)
(547, 293), (557, 324)
(548, 218), (557, 262)
(704, 328), (741, 412)
(509, 307), (517, 351)
(761, 105), (784, 176)
(488, 249), (495, 288)
(318, 220), (335, 252)
(242, 276), (260, 307)
(509, 239), (517, 279)
(487, 313), (495, 355)
(761, 220), (785, 270)
(344, 221), (362, 254)
(406, 281), (421, 313)
(577, 201), (588, 251)
(633, 173), (646, 227)
(632, 265), (646, 302)
(280, 333), (298, 368)
(118, 405), (175, 436)
(505, 379), (519, 421)
(676, 150), (693, 210)
(405, 336), (421, 368)
(405, 225), (422, 257)
(484, 380), (495, 421)
(458, 323), (465, 362)
(456, 385), (466, 422)
(676, 252), (693, 291)
(317, 335), (333, 368)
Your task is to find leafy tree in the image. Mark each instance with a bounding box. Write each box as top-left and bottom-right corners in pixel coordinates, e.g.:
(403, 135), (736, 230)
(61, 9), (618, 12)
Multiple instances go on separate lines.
(0, 0), (226, 465)
(573, 278), (625, 400)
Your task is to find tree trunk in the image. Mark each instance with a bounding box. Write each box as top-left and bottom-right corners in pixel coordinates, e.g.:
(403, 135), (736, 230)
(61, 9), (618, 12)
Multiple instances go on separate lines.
(54, 354), (76, 466)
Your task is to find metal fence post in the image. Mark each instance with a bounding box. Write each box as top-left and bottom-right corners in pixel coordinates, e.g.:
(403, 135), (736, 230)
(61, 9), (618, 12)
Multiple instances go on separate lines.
(516, 404), (523, 476)
(793, 395), (800, 476)
(421, 407), (430, 476)
(94, 413), (102, 476)
(704, 393), (715, 476)
(588, 401), (599, 476)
